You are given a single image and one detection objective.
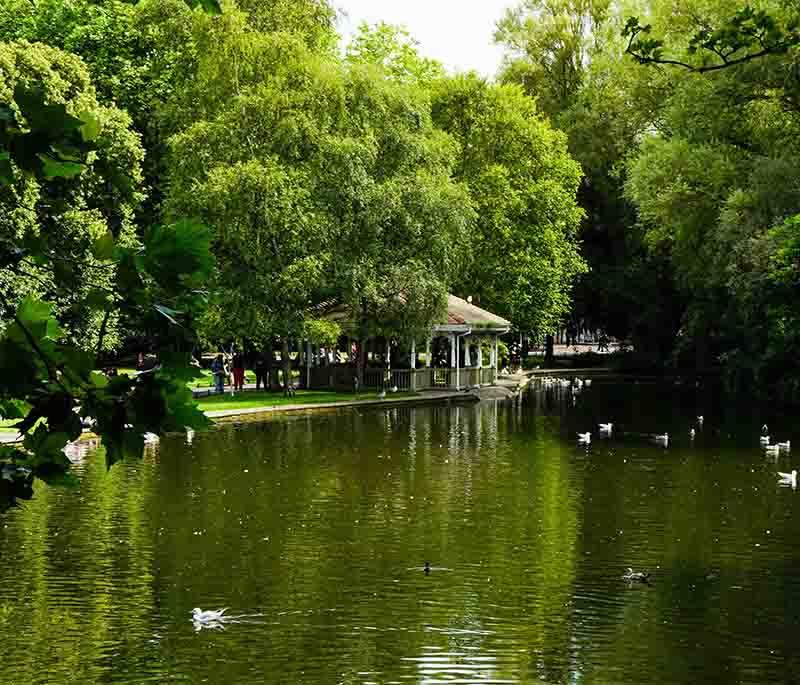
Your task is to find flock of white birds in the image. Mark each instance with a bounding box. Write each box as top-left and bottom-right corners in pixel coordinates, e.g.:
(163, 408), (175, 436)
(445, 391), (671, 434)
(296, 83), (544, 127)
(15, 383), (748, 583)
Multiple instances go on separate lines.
(535, 376), (796, 490)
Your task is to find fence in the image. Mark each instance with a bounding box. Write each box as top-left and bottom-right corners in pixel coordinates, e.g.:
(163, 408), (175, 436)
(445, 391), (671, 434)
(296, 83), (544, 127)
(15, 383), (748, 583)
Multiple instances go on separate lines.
(305, 365), (496, 391)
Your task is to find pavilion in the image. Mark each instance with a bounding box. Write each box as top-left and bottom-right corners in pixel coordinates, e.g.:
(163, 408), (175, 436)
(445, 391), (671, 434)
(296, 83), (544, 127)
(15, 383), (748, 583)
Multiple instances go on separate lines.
(304, 295), (511, 391)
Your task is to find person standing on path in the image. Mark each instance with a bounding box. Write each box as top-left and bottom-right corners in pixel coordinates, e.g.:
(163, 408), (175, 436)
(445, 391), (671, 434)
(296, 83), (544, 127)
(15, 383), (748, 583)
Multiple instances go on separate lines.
(232, 352), (245, 392)
(211, 354), (226, 393)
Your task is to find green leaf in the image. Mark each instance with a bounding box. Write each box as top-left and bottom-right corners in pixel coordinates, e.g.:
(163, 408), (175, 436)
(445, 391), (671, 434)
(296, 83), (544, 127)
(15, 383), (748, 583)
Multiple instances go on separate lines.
(0, 399), (30, 420)
(90, 371), (109, 389)
(79, 111), (102, 142)
(37, 153), (86, 180)
(153, 303), (181, 325)
(93, 232), (116, 260)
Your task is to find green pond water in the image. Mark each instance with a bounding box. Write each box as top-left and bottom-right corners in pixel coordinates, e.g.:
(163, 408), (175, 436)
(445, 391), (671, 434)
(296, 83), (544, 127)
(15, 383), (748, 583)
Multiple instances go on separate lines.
(2, 379), (800, 685)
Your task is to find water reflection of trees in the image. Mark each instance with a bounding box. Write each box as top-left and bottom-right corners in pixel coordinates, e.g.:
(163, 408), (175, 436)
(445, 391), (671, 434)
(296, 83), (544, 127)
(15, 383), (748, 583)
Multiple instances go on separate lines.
(2, 392), (798, 683)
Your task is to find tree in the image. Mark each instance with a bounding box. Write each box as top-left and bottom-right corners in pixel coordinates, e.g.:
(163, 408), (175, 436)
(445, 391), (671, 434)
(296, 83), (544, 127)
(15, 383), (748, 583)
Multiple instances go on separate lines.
(495, 0), (611, 118)
(617, 0), (800, 392)
(0, 41), (214, 512)
(430, 74), (586, 340)
(345, 22), (445, 86)
(164, 20), (473, 388)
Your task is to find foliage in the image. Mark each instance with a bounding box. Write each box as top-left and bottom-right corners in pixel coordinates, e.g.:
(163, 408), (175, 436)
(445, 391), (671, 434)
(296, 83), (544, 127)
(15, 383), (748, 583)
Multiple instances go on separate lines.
(0, 41), (214, 484)
(614, 0), (800, 394)
(430, 74), (586, 337)
(495, 0), (611, 118)
(0, 41), (144, 351)
(345, 22), (445, 86)
(165, 16), (473, 364)
(623, 5), (800, 73)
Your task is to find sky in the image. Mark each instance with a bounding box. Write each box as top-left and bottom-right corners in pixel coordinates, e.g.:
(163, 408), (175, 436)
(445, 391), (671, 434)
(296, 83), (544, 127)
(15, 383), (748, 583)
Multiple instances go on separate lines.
(334, 0), (513, 78)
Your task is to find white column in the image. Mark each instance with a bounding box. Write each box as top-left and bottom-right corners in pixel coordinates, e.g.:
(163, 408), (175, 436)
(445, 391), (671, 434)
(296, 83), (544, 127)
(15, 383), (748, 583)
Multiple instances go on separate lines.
(477, 339), (483, 368)
(464, 338), (472, 368)
(386, 339), (391, 371)
(450, 334), (456, 368)
(426, 338), (432, 367)
(493, 335), (499, 383)
(410, 339), (416, 391)
(456, 335), (460, 390)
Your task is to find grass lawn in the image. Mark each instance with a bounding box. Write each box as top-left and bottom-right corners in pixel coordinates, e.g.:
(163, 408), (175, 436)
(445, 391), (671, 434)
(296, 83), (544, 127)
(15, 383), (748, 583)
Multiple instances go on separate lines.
(196, 390), (416, 412)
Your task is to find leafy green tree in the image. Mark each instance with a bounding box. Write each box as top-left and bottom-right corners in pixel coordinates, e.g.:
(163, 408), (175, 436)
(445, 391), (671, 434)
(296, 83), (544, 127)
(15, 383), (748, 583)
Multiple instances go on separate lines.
(0, 41), (213, 504)
(617, 0), (800, 392)
(495, 0), (611, 118)
(430, 74), (586, 341)
(345, 22), (445, 86)
(165, 20), (473, 386)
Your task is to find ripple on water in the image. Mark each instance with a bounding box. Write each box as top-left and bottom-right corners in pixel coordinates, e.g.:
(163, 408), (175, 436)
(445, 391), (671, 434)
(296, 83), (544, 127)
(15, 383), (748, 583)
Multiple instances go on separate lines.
(1, 389), (800, 684)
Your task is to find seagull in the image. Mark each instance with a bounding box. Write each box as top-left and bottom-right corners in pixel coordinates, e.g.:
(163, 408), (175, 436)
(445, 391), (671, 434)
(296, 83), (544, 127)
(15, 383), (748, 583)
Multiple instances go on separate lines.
(778, 470), (797, 488)
(577, 432), (591, 444)
(778, 441), (791, 452)
(623, 568), (651, 583)
(653, 433), (669, 446)
(598, 423), (613, 433)
(192, 608), (227, 623)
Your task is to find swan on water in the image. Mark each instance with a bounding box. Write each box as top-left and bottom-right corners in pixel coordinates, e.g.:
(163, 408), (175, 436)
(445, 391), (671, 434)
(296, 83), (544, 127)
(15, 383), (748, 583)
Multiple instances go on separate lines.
(192, 608), (227, 622)
(598, 423), (613, 433)
(577, 432), (591, 443)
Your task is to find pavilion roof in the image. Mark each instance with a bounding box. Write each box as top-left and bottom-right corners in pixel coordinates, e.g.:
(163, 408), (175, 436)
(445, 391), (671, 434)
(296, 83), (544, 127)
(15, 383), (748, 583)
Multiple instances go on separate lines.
(312, 294), (511, 333)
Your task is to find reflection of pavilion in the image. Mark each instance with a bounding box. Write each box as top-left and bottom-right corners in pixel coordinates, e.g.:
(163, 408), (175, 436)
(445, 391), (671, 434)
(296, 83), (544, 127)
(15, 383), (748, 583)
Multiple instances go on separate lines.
(305, 295), (511, 391)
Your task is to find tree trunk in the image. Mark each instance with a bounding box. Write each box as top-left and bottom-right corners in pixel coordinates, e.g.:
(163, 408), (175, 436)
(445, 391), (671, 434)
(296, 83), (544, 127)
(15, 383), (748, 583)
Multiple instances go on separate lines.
(281, 339), (291, 396)
(357, 338), (366, 389)
(544, 334), (555, 367)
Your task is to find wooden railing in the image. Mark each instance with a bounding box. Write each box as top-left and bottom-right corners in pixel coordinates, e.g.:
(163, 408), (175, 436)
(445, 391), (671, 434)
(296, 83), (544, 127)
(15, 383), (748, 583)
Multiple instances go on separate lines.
(306, 365), (498, 390)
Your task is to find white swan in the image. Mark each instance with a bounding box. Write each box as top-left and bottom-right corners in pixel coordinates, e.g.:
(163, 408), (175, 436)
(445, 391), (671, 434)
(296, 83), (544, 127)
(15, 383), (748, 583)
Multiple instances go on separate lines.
(598, 423), (612, 433)
(690, 428), (696, 439)
(778, 441), (791, 451)
(697, 416), (704, 425)
(577, 432), (591, 443)
(778, 470), (797, 488)
(192, 608), (227, 622)
(653, 433), (669, 446)
(765, 444), (780, 455)
(760, 435), (771, 445)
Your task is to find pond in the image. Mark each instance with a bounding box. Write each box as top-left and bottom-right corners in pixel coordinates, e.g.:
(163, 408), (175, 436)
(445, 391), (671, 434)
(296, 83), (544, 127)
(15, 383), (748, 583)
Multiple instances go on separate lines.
(1, 378), (799, 684)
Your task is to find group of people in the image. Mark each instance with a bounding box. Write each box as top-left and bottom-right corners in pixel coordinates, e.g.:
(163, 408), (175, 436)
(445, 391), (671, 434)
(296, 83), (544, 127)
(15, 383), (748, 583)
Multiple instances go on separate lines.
(209, 351), (277, 393)
(210, 353), (247, 393)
